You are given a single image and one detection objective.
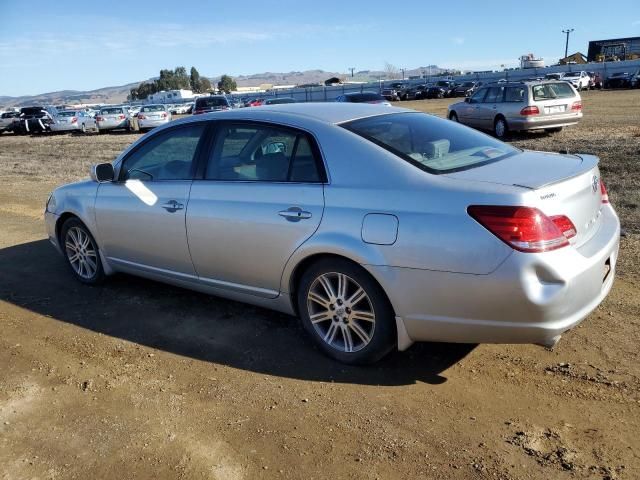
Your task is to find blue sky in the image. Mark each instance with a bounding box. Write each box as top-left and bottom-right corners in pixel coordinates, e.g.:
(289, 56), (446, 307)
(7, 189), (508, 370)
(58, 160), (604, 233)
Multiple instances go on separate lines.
(1, 0), (639, 96)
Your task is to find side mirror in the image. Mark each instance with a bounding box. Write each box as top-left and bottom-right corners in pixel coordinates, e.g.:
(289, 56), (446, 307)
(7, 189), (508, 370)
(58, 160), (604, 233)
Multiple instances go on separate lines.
(464, 97), (471, 103)
(90, 163), (114, 183)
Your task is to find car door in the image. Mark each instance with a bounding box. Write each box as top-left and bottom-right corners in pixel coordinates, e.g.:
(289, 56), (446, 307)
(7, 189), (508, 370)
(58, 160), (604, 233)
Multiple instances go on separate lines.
(95, 122), (208, 277)
(187, 121), (326, 298)
(477, 86), (504, 129)
(458, 88), (487, 127)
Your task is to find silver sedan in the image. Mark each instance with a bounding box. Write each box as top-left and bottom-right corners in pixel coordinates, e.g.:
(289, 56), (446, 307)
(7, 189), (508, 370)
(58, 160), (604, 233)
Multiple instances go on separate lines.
(44, 104), (619, 364)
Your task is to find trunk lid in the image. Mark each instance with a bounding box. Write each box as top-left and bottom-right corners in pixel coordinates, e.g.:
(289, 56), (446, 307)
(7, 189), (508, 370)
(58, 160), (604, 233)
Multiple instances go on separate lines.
(445, 151), (604, 247)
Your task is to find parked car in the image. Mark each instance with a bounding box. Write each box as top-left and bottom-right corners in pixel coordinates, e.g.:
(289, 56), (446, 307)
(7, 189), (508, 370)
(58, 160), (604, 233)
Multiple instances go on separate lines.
(562, 71), (590, 91)
(425, 81), (456, 99)
(13, 106), (58, 134)
(604, 72), (632, 89)
(45, 103), (619, 364)
(335, 92), (390, 105)
(544, 73), (565, 81)
(263, 97), (297, 105)
(408, 84), (431, 100)
(137, 104), (171, 130)
(381, 88), (401, 101)
(50, 110), (97, 133)
(451, 81), (478, 97)
(587, 71), (603, 89)
(96, 106), (131, 133)
(631, 70), (640, 88)
(0, 111), (20, 132)
(448, 80), (582, 138)
(194, 96), (231, 114)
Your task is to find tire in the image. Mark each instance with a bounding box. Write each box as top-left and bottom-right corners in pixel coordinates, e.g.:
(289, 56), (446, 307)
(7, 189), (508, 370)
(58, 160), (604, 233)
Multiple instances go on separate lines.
(297, 258), (396, 364)
(81, 123), (86, 133)
(449, 112), (459, 122)
(60, 218), (105, 285)
(493, 116), (508, 139)
(545, 127), (563, 133)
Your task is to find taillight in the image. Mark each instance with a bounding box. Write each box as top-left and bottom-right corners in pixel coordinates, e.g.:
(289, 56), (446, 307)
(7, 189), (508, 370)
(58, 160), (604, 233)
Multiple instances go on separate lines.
(71, 117), (77, 123)
(468, 205), (569, 253)
(550, 215), (577, 239)
(138, 114), (146, 120)
(96, 116), (103, 121)
(194, 109), (203, 114)
(520, 106), (540, 116)
(571, 101), (582, 111)
(118, 114), (126, 120)
(600, 180), (609, 204)
(161, 112), (167, 118)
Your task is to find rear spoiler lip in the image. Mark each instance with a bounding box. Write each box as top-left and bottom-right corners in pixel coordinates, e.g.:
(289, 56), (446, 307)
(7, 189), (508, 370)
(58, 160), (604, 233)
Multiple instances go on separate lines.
(511, 153), (599, 190)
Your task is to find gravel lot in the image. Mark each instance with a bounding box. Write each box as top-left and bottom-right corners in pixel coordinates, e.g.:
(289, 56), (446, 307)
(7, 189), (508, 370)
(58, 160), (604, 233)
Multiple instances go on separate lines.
(0, 90), (638, 479)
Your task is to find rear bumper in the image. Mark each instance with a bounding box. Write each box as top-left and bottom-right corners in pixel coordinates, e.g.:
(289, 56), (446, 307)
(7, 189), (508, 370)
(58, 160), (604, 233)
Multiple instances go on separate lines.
(50, 123), (80, 132)
(97, 120), (129, 130)
(139, 118), (169, 129)
(366, 204), (620, 347)
(509, 111), (582, 131)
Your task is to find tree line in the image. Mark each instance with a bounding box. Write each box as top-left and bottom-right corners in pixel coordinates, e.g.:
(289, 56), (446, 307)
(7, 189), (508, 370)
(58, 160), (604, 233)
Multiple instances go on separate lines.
(128, 67), (238, 100)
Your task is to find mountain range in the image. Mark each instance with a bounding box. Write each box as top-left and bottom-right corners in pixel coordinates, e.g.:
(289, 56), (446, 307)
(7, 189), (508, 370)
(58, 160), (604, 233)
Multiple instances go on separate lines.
(0, 66), (447, 107)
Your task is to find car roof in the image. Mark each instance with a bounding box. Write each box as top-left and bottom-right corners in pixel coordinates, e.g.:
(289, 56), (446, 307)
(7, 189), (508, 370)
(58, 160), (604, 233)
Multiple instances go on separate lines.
(185, 103), (414, 125)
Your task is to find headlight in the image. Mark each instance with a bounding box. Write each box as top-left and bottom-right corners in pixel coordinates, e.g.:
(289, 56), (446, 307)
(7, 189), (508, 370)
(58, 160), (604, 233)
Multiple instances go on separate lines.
(46, 193), (56, 213)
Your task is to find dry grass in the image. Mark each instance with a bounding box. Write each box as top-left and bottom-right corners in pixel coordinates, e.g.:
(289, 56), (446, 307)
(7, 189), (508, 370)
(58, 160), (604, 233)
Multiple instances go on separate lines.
(1, 90), (638, 277)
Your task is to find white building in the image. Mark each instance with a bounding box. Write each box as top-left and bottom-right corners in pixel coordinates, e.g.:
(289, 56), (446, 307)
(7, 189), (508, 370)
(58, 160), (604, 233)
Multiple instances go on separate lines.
(519, 54), (545, 69)
(147, 89), (195, 103)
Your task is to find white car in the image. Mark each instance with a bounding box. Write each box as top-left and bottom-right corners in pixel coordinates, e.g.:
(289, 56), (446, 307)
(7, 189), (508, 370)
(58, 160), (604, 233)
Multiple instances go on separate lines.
(562, 71), (590, 91)
(0, 111), (20, 132)
(50, 110), (97, 133)
(137, 104), (171, 130)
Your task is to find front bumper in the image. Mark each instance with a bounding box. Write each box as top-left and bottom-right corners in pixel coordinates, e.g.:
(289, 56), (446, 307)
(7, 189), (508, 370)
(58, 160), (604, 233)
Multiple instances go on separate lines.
(45, 210), (62, 254)
(366, 204), (620, 347)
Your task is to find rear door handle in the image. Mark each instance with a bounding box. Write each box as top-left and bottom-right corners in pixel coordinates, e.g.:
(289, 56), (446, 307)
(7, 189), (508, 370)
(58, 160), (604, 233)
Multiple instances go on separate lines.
(279, 206), (312, 222)
(161, 200), (184, 212)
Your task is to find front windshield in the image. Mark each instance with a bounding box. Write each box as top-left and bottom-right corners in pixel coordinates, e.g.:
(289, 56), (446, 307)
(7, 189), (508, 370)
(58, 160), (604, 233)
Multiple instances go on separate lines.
(342, 112), (517, 174)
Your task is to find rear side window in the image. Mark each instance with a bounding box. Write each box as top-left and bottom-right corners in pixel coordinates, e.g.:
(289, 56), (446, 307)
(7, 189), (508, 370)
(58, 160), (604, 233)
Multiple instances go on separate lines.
(197, 97), (229, 108)
(120, 124), (206, 181)
(483, 86), (504, 103)
(504, 86), (526, 102)
(206, 124), (323, 183)
(532, 82), (575, 100)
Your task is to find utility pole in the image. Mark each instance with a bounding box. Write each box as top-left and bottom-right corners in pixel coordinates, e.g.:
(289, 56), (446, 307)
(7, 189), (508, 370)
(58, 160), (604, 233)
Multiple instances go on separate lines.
(348, 67), (355, 78)
(562, 28), (574, 59)
(401, 68), (406, 80)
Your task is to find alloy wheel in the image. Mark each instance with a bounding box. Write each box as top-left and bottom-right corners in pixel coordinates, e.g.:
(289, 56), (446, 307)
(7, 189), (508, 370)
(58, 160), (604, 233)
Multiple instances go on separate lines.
(306, 272), (376, 353)
(65, 226), (98, 280)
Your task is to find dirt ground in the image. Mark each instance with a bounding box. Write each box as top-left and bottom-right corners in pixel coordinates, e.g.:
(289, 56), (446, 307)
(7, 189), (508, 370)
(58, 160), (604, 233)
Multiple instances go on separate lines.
(0, 90), (639, 480)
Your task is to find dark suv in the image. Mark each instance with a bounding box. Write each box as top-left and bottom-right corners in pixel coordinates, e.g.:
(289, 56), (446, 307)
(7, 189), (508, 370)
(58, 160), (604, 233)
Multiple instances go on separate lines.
(14, 106), (58, 134)
(193, 96), (231, 114)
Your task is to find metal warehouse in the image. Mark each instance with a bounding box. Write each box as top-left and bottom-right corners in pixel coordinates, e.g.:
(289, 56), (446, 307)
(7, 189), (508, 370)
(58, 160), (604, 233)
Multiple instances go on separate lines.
(587, 36), (640, 61)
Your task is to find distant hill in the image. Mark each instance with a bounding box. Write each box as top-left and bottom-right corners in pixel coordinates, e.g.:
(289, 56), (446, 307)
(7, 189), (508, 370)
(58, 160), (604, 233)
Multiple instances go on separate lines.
(0, 66), (449, 107)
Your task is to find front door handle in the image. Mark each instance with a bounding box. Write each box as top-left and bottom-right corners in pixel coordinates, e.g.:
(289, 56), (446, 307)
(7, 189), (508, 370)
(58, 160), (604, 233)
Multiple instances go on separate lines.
(278, 207), (312, 222)
(161, 200), (184, 213)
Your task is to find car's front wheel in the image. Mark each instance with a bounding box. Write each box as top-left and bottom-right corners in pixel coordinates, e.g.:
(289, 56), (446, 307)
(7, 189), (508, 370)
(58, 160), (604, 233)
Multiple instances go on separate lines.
(449, 112), (459, 122)
(61, 218), (104, 285)
(297, 258), (396, 364)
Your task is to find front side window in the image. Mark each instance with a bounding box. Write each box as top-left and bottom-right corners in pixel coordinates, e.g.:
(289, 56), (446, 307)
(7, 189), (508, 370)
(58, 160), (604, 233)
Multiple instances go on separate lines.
(120, 124), (205, 181)
(206, 124), (322, 182)
(469, 88), (487, 103)
(343, 112), (518, 174)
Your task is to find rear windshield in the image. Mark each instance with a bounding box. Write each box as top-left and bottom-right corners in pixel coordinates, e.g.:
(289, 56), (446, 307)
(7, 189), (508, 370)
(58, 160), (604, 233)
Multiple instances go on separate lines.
(357, 92), (385, 101)
(532, 82), (575, 100)
(101, 107), (123, 114)
(58, 111), (77, 117)
(197, 97), (229, 107)
(20, 107), (45, 116)
(343, 112), (517, 174)
(141, 105), (165, 112)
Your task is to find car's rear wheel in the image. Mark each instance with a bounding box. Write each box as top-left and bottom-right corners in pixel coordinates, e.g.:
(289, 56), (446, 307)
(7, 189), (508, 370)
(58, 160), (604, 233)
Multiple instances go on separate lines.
(61, 218), (104, 285)
(449, 112), (459, 122)
(297, 258), (395, 364)
(494, 116), (508, 139)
